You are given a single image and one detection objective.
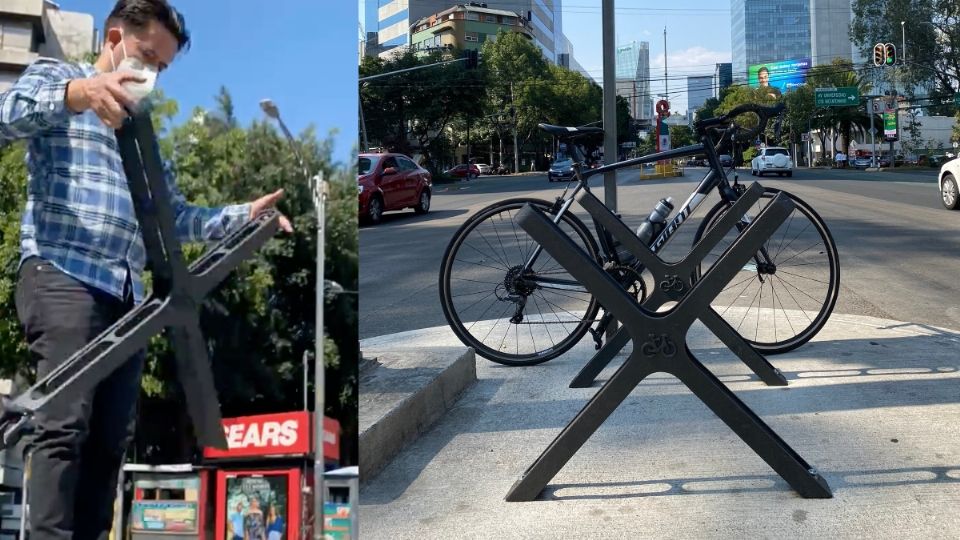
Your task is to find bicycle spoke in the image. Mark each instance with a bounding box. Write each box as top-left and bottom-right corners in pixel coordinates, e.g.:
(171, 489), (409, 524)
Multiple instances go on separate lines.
(735, 281), (763, 333)
(777, 269), (829, 284)
(529, 293), (556, 346)
(776, 240), (824, 266)
(774, 276), (815, 323)
(454, 258), (509, 273)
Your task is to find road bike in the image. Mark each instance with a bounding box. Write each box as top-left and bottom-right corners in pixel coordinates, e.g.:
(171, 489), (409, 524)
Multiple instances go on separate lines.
(438, 103), (840, 366)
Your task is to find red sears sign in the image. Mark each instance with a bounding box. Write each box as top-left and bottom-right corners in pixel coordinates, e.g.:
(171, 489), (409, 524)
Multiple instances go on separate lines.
(202, 411), (340, 460)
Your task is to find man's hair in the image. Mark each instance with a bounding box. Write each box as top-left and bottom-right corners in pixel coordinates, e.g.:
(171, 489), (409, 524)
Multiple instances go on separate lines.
(107, 0), (190, 51)
(758, 66), (769, 75)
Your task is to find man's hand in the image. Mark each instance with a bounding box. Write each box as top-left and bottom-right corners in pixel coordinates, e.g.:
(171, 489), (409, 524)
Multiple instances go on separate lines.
(250, 189), (293, 233)
(66, 71), (144, 129)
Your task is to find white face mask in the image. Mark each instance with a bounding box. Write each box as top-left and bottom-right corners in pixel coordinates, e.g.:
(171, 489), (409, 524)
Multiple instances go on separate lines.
(110, 32), (159, 103)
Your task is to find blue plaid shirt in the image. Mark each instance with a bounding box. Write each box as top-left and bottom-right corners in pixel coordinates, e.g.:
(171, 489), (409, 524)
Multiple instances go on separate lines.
(0, 58), (251, 304)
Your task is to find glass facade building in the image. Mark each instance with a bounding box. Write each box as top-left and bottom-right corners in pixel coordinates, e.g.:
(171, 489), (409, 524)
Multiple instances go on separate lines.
(615, 41), (651, 121)
(731, 0), (811, 82)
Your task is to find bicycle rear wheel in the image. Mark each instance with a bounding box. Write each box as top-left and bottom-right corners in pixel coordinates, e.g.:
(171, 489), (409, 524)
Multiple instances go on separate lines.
(693, 187), (840, 354)
(439, 198), (602, 366)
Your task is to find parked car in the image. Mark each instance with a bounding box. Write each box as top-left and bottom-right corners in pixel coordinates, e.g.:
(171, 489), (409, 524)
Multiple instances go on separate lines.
(445, 164), (481, 179)
(493, 163), (510, 175)
(358, 153), (432, 224)
(939, 158), (960, 210)
(473, 163), (492, 175)
(750, 147), (793, 177)
(928, 155), (950, 168)
(718, 154), (734, 168)
(851, 156), (872, 169)
(548, 157), (575, 182)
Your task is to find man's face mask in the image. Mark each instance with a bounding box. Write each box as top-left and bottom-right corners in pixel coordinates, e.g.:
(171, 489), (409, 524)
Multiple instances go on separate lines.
(110, 31), (159, 103)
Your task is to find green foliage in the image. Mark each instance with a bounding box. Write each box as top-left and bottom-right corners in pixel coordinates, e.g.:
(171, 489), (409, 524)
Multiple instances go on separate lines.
(0, 88), (358, 464)
(362, 29), (633, 171)
(669, 124), (696, 148)
(694, 97), (721, 124)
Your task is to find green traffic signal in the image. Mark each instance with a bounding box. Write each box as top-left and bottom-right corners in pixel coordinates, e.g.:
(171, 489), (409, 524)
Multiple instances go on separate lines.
(884, 43), (897, 65)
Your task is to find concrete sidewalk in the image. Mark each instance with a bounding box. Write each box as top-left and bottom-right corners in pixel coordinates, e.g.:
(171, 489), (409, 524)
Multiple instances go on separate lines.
(359, 312), (960, 538)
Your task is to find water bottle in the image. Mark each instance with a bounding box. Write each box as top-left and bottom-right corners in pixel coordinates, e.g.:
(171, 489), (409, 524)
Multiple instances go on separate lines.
(636, 197), (675, 246)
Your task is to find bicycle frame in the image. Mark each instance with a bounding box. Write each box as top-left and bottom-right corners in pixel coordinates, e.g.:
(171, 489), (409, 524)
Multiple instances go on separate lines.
(521, 131), (740, 286)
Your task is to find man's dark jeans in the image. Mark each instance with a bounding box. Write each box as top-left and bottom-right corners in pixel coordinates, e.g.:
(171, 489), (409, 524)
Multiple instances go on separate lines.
(14, 258), (144, 540)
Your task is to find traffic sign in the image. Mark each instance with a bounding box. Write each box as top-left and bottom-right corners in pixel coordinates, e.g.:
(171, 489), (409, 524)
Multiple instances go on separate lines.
(815, 87), (859, 107)
(883, 112), (898, 142)
(954, 92), (960, 106)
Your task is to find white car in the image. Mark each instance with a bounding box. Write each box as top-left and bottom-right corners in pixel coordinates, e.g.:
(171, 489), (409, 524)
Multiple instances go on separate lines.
(938, 158), (960, 210)
(474, 163), (492, 175)
(751, 147), (793, 177)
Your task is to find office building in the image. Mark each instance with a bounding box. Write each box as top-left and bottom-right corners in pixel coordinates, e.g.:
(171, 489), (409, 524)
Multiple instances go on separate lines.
(731, 0), (811, 81)
(0, 0), (95, 91)
(410, 5), (532, 54)
(714, 62), (732, 97)
(371, 1), (574, 65)
(810, 0), (858, 66)
(686, 75), (714, 116)
(615, 41), (651, 122)
(732, 0), (862, 81)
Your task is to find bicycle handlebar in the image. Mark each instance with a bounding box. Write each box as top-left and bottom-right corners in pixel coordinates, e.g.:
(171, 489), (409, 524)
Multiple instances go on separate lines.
(695, 102), (786, 144)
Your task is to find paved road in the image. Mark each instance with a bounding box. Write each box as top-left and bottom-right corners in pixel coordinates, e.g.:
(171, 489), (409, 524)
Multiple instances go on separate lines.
(360, 166), (958, 339)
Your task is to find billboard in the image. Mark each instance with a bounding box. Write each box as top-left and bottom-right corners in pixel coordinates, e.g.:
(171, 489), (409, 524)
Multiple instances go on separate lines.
(748, 58), (811, 98)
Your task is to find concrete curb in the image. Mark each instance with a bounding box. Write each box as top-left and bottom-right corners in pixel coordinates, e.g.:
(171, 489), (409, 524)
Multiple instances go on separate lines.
(359, 347), (477, 482)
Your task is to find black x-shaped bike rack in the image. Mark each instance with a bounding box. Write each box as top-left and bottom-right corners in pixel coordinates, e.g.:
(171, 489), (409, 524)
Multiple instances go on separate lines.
(506, 184), (832, 501)
(0, 109), (280, 451)
(570, 182), (787, 389)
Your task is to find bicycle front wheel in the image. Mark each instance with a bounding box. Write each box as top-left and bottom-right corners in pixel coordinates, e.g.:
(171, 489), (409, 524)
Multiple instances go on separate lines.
(693, 187), (840, 354)
(439, 198), (602, 366)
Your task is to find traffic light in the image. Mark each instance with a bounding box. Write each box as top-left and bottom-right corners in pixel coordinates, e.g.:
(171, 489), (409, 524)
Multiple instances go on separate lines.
(872, 43), (885, 66)
(463, 49), (479, 69)
(884, 43), (897, 65)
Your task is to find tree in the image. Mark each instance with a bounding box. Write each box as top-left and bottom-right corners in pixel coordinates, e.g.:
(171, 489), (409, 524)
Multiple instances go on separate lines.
(851, 0), (957, 108)
(694, 97), (721, 124)
(360, 50), (486, 173)
(670, 124), (696, 148)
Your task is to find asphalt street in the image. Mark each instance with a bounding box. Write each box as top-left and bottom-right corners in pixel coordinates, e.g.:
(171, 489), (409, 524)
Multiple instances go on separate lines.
(359, 166), (958, 339)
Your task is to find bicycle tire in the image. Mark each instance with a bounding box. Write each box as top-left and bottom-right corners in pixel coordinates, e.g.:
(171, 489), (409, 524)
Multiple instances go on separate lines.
(439, 198), (602, 366)
(692, 187), (840, 354)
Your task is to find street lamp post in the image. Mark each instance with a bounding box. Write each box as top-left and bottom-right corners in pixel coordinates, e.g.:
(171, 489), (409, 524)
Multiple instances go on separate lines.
(260, 99), (328, 540)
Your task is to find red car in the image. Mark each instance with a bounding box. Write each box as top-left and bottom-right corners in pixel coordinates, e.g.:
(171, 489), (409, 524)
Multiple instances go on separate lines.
(444, 164), (480, 180)
(358, 153), (432, 224)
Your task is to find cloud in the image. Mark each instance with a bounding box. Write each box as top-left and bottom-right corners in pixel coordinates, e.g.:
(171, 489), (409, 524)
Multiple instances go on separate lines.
(652, 46), (731, 72)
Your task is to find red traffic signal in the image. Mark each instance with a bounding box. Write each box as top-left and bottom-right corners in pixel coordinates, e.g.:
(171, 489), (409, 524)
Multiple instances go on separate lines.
(872, 43), (885, 66)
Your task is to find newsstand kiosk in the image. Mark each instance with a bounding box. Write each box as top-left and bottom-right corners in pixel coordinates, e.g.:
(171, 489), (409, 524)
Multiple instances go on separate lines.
(205, 411), (341, 540)
(118, 411), (342, 540)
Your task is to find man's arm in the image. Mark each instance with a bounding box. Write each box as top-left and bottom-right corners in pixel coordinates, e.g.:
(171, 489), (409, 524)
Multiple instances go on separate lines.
(0, 59), (76, 141)
(163, 161), (252, 244)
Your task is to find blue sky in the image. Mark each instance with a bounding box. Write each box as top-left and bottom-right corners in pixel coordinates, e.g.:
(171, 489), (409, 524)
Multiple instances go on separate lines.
(560, 3), (732, 115)
(62, 0), (358, 165)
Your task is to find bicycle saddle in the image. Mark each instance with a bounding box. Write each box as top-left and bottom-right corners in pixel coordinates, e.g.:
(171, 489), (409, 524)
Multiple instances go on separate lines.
(538, 123), (605, 138)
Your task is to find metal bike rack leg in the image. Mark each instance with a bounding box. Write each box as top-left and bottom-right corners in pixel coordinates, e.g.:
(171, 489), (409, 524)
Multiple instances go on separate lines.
(569, 183), (787, 389)
(506, 194), (831, 502)
(0, 109), (281, 450)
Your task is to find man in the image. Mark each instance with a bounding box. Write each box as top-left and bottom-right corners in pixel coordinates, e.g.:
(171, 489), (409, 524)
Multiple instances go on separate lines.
(230, 499), (247, 540)
(757, 66), (782, 99)
(0, 1), (292, 538)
